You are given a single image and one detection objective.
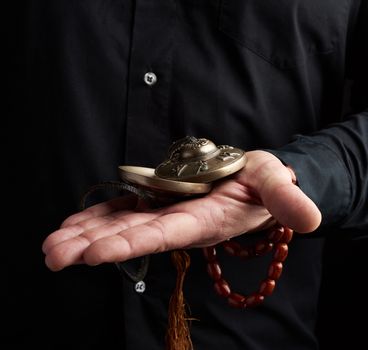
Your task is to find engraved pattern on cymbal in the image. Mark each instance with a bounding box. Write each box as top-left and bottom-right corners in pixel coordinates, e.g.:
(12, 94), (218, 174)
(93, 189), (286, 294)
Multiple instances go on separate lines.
(155, 136), (246, 183)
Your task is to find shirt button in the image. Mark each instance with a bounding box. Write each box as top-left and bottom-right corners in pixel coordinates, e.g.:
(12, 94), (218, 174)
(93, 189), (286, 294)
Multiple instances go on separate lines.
(134, 280), (146, 293)
(144, 72), (157, 86)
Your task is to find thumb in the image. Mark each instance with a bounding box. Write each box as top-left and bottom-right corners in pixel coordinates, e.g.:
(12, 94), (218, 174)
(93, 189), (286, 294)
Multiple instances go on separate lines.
(247, 151), (322, 233)
(262, 177), (321, 233)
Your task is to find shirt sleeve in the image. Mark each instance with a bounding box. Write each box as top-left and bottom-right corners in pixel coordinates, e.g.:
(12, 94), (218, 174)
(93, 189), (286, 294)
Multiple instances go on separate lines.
(270, 1), (368, 235)
(270, 112), (368, 232)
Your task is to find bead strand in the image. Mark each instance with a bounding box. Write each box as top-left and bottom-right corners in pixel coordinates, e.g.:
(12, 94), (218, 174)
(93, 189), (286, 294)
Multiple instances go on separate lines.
(203, 224), (293, 308)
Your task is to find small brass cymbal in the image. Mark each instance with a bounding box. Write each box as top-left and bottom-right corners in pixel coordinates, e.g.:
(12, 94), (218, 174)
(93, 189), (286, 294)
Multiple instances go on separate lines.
(118, 166), (211, 195)
(118, 137), (247, 196)
(155, 136), (247, 183)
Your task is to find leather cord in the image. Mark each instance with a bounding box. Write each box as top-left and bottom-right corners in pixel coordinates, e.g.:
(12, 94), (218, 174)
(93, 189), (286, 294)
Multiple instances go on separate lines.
(80, 180), (152, 283)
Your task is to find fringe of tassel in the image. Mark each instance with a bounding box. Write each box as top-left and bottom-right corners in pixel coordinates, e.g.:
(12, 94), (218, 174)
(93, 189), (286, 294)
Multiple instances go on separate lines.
(166, 250), (193, 350)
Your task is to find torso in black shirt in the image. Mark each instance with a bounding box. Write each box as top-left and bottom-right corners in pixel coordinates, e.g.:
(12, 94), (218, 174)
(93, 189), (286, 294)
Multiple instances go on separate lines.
(7, 1), (368, 349)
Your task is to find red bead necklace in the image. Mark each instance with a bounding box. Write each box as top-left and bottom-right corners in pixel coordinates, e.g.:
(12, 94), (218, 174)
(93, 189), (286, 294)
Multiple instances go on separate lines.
(203, 224), (293, 308)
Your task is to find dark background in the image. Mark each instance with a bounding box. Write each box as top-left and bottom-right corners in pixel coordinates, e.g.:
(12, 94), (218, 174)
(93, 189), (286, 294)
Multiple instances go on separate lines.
(5, 3), (367, 349)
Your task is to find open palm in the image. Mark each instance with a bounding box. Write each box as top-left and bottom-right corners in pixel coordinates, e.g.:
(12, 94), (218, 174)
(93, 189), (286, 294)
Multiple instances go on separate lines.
(43, 151), (321, 271)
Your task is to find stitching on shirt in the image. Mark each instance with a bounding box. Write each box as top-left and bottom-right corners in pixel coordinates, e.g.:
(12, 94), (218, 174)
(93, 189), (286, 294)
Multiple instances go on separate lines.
(218, 1), (342, 70)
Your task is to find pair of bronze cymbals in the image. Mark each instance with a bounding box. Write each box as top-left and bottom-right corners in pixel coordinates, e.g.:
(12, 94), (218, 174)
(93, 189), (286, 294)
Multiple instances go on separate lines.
(119, 136), (247, 196)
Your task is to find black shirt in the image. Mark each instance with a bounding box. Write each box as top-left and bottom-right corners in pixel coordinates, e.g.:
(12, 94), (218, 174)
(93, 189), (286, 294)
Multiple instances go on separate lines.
(6, 1), (368, 349)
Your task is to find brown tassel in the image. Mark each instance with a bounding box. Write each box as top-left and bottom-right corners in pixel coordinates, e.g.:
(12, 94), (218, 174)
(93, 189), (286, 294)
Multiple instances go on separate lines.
(166, 250), (193, 350)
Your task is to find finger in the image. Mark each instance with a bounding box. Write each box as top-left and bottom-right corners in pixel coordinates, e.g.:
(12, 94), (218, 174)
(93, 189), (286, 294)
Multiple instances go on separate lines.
(44, 211), (160, 271)
(81, 194), (236, 266)
(60, 195), (138, 228)
(43, 216), (111, 254)
(45, 234), (90, 271)
(82, 212), (204, 266)
(42, 209), (136, 254)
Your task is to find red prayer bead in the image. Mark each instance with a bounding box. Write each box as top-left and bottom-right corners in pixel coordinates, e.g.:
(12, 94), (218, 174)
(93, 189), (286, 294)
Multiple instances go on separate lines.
(202, 225), (293, 310)
(239, 246), (254, 260)
(207, 262), (222, 280)
(259, 278), (276, 296)
(254, 240), (273, 256)
(222, 241), (242, 256)
(267, 226), (284, 243)
(203, 246), (217, 262)
(245, 293), (264, 307)
(280, 227), (293, 244)
(268, 261), (283, 280)
(228, 293), (246, 308)
(274, 243), (289, 262)
(214, 279), (231, 297)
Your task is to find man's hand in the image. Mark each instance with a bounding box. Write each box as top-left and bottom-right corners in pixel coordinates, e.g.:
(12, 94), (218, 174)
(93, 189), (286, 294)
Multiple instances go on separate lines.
(42, 151), (321, 271)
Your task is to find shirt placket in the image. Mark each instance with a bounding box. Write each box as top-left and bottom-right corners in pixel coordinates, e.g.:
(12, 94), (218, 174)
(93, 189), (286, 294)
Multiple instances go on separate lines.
(124, 0), (176, 167)
(122, 2), (177, 349)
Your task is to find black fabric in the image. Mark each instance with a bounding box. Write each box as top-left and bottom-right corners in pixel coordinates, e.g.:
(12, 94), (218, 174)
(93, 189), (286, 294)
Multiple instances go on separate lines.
(5, 0), (368, 349)
(270, 112), (368, 232)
